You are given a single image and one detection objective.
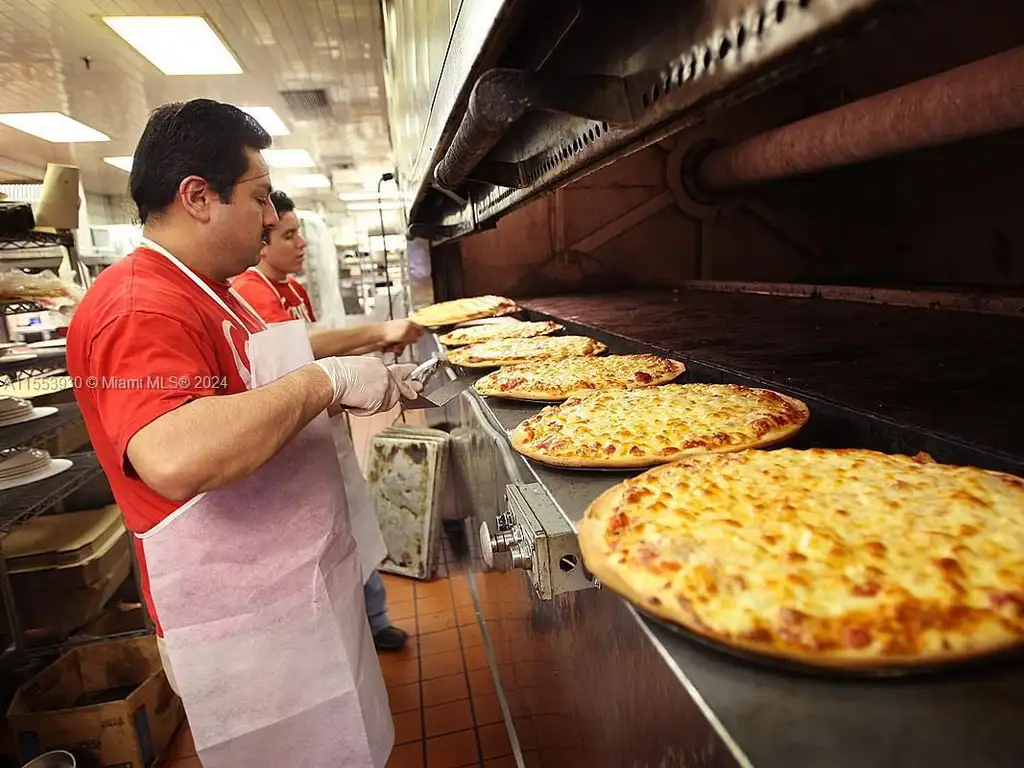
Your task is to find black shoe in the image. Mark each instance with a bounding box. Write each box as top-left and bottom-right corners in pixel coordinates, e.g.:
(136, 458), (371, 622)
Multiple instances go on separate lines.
(373, 626), (408, 652)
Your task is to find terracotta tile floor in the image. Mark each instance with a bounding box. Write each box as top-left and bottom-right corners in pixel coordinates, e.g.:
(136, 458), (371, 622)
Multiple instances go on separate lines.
(160, 553), (514, 768)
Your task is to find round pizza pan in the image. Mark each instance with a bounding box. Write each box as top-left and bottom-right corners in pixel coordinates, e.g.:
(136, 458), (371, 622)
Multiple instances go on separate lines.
(635, 608), (1024, 681)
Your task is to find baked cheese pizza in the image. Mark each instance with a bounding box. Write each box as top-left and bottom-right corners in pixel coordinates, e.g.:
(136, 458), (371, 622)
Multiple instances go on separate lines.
(447, 335), (607, 369)
(578, 449), (1024, 668)
(437, 321), (563, 347)
(475, 354), (685, 401)
(409, 295), (519, 328)
(509, 384), (808, 468)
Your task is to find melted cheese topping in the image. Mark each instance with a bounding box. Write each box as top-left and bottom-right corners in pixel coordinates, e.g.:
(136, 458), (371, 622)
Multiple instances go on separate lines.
(438, 321), (562, 347)
(582, 449), (1024, 666)
(510, 384), (807, 467)
(409, 295), (519, 328)
(447, 335), (606, 368)
(476, 354), (685, 400)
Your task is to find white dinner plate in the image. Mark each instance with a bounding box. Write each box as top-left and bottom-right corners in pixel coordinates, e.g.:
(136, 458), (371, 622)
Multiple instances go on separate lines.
(0, 458), (73, 491)
(0, 406), (58, 428)
(0, 353), (38, 364)
(27, 339), (67, 349)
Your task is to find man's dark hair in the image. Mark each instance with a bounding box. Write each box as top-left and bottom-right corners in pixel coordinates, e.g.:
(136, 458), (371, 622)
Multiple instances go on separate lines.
(130, 99), (272, 224)
(269, 190), (295, 217)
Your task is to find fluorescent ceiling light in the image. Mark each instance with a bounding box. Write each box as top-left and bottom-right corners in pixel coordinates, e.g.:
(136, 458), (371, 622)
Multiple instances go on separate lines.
(103, 156), (133, 172)
(347, 201), (404, 211)
(103, 16), (242, 75)
(288, 174), (331, 189)
(0, 113), (109, 143)
(261, 149), (315, 168)
(337, 190), (403, 202)
(239, 106), (289, 136)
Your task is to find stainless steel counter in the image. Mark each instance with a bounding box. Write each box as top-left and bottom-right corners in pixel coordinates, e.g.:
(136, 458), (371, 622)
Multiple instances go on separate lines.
(448, 322), (1024, 768)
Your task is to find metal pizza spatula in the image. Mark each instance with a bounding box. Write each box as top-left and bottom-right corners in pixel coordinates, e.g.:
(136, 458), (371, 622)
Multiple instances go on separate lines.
(400, 351), (474, 410)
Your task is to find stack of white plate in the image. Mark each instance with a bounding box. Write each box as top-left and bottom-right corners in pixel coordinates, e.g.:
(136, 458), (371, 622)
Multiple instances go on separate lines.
(0, 396), (34, 426)
(0, 447), (51, 480)
(0, 396), (56, 428)
(0, 447), (72, 491)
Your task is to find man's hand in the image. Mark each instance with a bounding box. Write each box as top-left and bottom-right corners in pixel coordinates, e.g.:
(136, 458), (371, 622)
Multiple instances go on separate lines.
(380, 320), (424, 355)
(312, 357), (401, 415)
(389, 363), (424, 400)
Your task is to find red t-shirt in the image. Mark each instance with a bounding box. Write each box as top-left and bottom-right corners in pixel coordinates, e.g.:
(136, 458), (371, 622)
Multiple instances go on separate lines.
(231, 268), (316, 324)
(67, 246), (265, 634)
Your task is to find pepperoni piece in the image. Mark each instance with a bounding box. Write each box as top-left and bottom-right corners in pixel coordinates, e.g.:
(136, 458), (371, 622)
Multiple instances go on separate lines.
(634, 371), (653, 384)
(608, 511), (630, 534)
(852, 582), (881, 597)
(844, 626), (872, 649)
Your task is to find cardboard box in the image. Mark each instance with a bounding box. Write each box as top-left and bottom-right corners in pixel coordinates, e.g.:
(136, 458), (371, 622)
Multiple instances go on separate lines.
(8, 636), (183, 768)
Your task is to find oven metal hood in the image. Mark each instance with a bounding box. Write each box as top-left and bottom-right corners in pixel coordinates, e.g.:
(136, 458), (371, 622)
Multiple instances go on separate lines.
(381, 0), (913, 244)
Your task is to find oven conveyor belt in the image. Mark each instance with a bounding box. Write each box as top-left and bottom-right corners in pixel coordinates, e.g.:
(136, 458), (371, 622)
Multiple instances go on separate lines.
(461, 291), (1024, 767)
(520, 290), (1024, 474)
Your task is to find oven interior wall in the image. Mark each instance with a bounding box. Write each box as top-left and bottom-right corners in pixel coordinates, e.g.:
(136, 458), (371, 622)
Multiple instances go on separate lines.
(448, 0), (1024, 296)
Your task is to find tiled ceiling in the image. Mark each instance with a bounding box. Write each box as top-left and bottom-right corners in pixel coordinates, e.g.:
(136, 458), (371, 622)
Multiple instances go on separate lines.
(0, 0), (397, 215)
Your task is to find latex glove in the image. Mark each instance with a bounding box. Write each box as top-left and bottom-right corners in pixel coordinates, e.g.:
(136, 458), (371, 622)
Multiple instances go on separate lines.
(312, 356), (399, 416)
(389, 363), (424, 400)
(381, 319), (425, 350)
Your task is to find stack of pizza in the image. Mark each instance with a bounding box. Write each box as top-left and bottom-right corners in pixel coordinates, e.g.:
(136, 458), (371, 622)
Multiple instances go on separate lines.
(578, 448), (1024, 670)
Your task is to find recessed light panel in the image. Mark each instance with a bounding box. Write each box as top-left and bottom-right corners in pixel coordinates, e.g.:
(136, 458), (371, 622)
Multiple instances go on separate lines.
(239, 106), (289, 136)
(261, 149), (315, 168)
(103, 16), (242, 75)
(103, 156), (134, 172)
(0, 113), (110, 143)
(288, 174), (331, 189)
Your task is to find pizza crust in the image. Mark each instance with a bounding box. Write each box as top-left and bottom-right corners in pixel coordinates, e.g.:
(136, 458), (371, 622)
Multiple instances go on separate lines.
(509, 386), (809, 469)
(475, 355), (686, 401)
(579, 451), (1024, 669)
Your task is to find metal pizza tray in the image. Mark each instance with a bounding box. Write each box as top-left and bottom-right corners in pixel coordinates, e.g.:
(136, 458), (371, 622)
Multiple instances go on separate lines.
(635, 607), (1024, 681)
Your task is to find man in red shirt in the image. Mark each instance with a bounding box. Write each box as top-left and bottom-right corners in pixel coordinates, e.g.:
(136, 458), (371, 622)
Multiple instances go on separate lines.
(231, 190), (421, 354)
(67, 99), (408, 767)
(233, 190), (421, 651)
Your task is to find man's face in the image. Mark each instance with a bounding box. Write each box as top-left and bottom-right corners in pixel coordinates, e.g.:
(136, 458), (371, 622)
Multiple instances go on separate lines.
(261, 210), (306, 274)
(208, 148), (278, 277)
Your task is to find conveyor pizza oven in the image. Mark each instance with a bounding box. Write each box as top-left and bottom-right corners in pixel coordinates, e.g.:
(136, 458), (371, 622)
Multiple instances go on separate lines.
(383, 2), (1024, 767)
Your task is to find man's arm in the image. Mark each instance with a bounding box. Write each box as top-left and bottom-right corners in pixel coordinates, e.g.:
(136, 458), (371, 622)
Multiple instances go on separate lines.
(309, 325), (387, 358)
(308, 319), (424, 359)
(127, 365), (333, 501)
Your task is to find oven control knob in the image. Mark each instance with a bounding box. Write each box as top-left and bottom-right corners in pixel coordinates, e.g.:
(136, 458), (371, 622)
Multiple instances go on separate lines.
(508, 542), (533, 571)
(479, 520), (520, 568)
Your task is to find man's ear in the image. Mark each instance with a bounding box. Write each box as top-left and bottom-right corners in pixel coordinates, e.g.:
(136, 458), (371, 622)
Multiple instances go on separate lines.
(179, 176), (213, 223)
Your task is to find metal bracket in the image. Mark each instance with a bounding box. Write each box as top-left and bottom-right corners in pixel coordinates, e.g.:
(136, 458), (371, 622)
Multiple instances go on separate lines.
(502, 482), (596, 600)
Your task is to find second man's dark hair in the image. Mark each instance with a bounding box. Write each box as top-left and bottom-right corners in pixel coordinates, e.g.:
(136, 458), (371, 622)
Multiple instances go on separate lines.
(269, 190), (296, 217)
(130, 99), (272, 224)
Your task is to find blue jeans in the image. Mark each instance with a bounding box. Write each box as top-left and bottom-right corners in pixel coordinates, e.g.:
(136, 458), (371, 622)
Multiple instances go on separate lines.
(364, 569), (391, 634)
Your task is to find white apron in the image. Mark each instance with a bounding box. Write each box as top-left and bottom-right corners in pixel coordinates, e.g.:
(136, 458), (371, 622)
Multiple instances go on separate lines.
(137, 247), (393, 768)
(247, 267), (388, 582)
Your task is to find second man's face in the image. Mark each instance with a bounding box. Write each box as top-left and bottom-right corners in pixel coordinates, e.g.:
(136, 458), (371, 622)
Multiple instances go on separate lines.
(262, 211), (306, 274)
